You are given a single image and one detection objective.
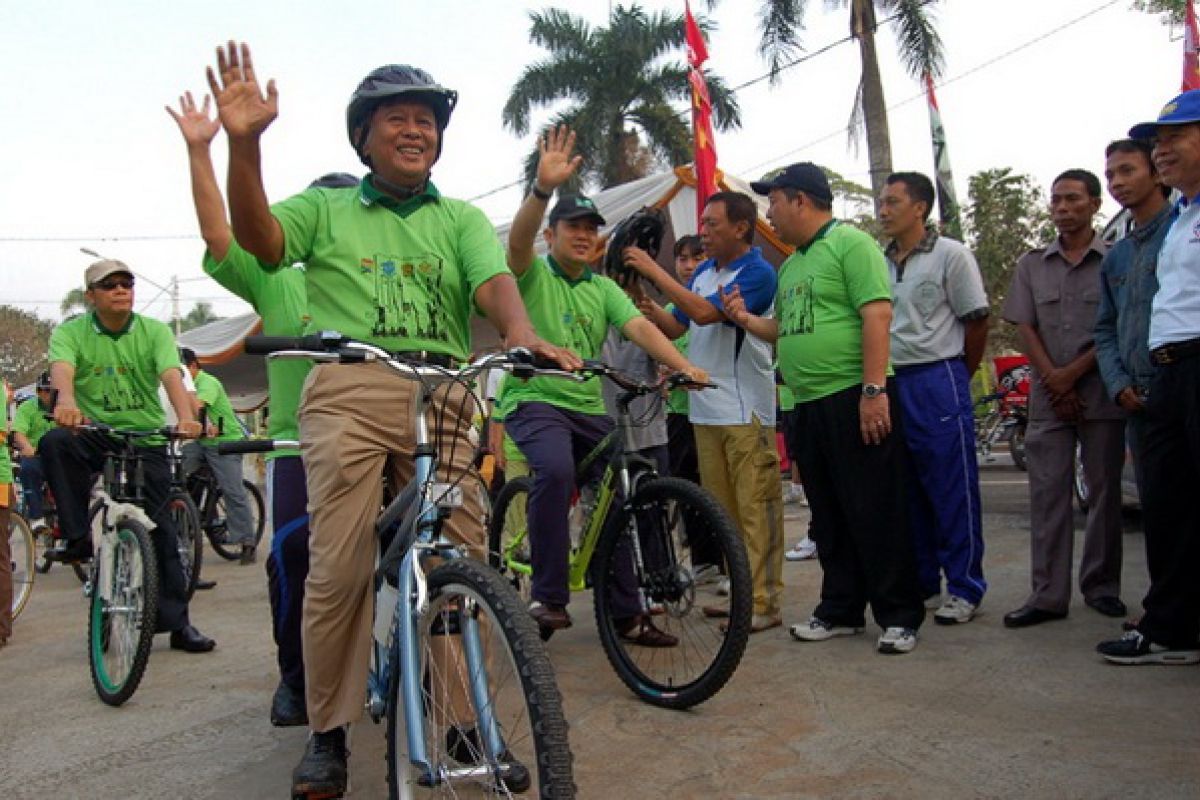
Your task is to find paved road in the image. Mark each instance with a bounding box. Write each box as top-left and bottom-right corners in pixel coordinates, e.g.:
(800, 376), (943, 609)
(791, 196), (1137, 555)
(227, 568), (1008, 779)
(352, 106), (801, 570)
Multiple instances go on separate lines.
(2, 461), (1197, 799)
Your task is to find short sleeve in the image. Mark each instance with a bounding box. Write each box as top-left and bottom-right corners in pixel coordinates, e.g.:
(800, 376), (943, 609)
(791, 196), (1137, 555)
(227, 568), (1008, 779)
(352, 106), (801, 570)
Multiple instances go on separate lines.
(720, 260), (776, 316)
(1001, 254), (1037, 325)
(602, 277), (641, 330)
(942, 243), (989, 318)
(841, 234), (893, 309)
(149, 322), (183, 379)
(204, 240), (270, 304)
(48, 320), (78, 367)
(455, 203), (512, 312)
(271, 190), (323, 272)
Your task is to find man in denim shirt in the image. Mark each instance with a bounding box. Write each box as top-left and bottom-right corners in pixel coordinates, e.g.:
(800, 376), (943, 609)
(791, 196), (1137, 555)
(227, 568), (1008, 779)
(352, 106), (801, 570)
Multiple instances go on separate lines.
(1094, 138), (1171, 484)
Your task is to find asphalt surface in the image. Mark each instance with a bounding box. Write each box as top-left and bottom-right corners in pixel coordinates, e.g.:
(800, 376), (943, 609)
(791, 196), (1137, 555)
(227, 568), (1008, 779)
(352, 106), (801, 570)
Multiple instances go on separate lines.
(1, 458), (1197, 799)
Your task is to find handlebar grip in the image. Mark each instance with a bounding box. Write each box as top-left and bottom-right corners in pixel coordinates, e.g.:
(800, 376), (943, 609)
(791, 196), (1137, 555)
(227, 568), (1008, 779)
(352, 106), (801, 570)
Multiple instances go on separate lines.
(244, 332), (343, 355)
(217, 439), (282, 455)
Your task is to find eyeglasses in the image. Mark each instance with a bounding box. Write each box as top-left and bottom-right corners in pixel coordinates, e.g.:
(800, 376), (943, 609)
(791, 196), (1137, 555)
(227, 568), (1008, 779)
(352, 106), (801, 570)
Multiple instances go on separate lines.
(92, 278), (134, 291)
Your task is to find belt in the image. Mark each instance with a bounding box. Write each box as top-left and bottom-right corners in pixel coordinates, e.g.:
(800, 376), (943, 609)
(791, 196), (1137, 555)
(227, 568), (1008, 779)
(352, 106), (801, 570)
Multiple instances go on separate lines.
(392, 350), (456, 368)
(1150, 337), (1200, 366)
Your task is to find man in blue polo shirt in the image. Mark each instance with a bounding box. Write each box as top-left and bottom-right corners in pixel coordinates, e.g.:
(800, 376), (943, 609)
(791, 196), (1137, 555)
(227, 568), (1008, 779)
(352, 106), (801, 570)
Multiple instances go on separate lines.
(1097, 92), (1200, 665)
(627, 191), (784, 634)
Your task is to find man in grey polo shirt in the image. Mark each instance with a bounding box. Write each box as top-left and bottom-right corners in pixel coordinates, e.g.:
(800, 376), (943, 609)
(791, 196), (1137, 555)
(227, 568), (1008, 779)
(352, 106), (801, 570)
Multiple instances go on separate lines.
(1097, 92), (1200, 665)
(879, 172), (989, 625)
(1001, 169), (1126, 629)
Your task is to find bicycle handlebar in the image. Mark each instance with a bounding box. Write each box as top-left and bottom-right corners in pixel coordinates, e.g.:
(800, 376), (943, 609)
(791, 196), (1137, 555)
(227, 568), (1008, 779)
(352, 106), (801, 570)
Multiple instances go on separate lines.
(217, 439), (300, 455)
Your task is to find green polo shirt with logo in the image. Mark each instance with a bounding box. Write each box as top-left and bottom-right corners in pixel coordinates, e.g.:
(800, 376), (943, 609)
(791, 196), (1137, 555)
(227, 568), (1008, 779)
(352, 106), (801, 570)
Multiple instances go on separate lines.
(13, 397), (54, 449)
(0, 399), (12, 487)
(505, 255), (641, 416)
(777, 221), (894, 403)
(204, 242), (309, 456)
(266, 178), (509, 362)
(194, 370), (242, 444)
(48, 312), (181, 431)
(664, 305), (690, 416)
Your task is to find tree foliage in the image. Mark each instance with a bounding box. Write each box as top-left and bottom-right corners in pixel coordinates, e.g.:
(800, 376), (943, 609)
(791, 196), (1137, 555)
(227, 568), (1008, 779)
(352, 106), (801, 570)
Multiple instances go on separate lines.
(504, 4), (741, 190)
(177, 302), (221, 333)
(963, 168), (1053, 353)
(1133, 0), (1186, 24)
(60, 287), (89, 321)
(0, 305), (53, 387)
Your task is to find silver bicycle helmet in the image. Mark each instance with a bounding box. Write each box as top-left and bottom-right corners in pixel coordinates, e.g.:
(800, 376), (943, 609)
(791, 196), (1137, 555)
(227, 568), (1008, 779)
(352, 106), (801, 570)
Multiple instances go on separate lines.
(346, 65), (458, 166)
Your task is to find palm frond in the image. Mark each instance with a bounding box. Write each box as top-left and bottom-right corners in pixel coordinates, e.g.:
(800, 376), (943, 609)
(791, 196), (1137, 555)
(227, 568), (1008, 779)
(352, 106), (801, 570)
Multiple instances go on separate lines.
(502, 59), (592, 136)
(702, 71), (743, 131)
(845, 77), (864, 157)
(883, 0), (945, 80)
(757, 0), (808, 83)
(527, 8), (592, 55)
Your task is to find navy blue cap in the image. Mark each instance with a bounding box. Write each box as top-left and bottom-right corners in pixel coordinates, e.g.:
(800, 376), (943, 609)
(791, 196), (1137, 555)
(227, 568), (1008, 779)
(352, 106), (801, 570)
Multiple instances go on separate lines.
(749, 162), (833, 203)
(1130, 90), (1200, 139)
(548, 194), (606, 226)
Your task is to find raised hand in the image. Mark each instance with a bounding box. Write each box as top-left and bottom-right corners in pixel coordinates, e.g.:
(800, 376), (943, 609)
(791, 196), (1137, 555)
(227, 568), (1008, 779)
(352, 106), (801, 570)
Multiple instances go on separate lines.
(205, 41), (278, 139)
(622, 246), (660, 277)
(535, 125), (582, 192)
(165, 91), (221, 147)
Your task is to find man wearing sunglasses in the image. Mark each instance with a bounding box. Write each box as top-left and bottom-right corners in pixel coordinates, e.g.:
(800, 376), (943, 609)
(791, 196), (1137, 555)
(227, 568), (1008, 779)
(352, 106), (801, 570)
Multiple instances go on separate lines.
(39, 259), (215, 653)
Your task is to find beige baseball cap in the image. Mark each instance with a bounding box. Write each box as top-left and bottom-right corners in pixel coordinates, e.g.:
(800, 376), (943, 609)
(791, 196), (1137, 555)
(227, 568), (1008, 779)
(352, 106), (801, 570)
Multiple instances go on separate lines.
(85, 259), (133, 287)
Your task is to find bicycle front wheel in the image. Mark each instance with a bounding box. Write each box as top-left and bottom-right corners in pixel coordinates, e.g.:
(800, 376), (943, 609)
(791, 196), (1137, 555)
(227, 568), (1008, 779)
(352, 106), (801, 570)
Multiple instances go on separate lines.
(486, 476), (534, 604)
(168, 491), (203, 598)
(9, 512), (36, 621)
(88, 517), (159, 707)
(386, 558), (575, 799)
(593, 476), (752, 710)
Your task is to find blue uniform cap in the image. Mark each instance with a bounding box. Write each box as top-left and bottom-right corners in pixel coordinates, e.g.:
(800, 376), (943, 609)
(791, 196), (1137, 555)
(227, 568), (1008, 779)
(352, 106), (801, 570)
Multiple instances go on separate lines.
(1130, 90), (1200, 139)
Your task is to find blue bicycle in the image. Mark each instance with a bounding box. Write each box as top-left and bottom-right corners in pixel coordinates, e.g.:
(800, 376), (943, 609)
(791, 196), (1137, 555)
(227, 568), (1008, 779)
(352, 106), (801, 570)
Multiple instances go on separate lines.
(229, 334), (575, 799)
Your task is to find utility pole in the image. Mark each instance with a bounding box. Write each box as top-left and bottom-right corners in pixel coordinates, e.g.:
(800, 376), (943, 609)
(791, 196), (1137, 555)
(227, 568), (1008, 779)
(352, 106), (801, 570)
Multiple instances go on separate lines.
(171, 275), (181, 336)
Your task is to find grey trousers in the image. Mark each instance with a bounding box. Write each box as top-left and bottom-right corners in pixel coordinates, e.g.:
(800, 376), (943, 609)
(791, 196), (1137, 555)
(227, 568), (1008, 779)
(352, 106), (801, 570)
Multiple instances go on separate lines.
(183, 442), (255, 546)
(1024, 418), (1126, 613)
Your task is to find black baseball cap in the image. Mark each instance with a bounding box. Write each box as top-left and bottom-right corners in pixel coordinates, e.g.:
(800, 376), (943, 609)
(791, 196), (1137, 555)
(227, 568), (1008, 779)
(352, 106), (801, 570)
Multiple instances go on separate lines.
(548, 193), (606, 226)
(750, 162), (833, 203)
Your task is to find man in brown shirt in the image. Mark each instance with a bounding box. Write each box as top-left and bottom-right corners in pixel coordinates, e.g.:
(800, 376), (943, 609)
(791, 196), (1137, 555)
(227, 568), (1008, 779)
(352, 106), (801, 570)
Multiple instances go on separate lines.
(1001, 169), (1127, 627)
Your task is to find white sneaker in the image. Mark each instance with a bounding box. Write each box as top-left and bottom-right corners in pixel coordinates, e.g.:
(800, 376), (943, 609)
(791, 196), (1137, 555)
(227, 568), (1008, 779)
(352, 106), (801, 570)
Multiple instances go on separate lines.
(28, 517), (46, 531)
(782, 484), (807, 506)
(877, 627), (918, 654)
(934, 596), (977, 625)
(789, 617), (863, 642)
(715, 577), (731, 597)
(924, 594), (944, 610)
(784, 537), (817, 561)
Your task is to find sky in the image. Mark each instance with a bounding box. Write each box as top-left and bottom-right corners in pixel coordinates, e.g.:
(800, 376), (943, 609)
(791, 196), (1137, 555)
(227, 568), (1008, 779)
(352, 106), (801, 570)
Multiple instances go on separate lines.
(0, 0), (1184, 323)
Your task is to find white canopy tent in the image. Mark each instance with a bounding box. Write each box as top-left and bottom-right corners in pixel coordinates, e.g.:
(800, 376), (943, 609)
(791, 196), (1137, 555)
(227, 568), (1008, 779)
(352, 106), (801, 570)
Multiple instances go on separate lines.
(179, 165), (791, 412)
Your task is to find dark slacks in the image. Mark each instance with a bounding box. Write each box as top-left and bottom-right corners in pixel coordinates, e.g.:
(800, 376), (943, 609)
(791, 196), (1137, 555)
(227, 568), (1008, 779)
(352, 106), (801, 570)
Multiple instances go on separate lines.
(39, 427), (190, 632)
(1136, 356), (1200, 648)
(789, 384), (924, 631)
(18, 456), (45, 518)
(267, 455), (309, 691)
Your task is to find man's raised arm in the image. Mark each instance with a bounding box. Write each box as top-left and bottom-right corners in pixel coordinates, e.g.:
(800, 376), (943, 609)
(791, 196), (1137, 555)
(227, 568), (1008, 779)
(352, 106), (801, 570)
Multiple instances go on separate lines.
(507, 126), (582, 276)
(206, 41), (284, 265)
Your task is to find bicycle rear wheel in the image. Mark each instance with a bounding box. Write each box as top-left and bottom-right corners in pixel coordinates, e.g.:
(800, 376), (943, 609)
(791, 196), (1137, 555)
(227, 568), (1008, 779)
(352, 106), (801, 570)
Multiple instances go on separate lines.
(486, 476), (534, 604)
(593, 476), (752, 710)
(168, 491), (203, 598)
(9, 512), (36, 621)
(209, 479), (265, 560)
(386, 558), (575, 799)
(88, 516), (159, 707)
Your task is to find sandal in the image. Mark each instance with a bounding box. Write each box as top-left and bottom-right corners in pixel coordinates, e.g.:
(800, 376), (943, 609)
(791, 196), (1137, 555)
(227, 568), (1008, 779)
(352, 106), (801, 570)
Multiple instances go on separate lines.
(616, 615), (678, 648)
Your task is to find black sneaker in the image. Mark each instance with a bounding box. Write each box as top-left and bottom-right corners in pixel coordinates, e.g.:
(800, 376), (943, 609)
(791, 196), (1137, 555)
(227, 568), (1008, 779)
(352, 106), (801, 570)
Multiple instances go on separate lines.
(292, 727), (348, 799)
(1096, 630), (1200, 666)
(49, 537), (92, 563)
(271, 681), (308, 727)
(446, 725), (531, 794)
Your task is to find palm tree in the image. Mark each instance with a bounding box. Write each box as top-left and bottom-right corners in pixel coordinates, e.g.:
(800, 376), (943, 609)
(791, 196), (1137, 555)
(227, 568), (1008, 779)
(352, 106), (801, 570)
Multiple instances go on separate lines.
(60, 287), (89, 320)
(715, 0), (944, 203)
(503, 4), (741, 191)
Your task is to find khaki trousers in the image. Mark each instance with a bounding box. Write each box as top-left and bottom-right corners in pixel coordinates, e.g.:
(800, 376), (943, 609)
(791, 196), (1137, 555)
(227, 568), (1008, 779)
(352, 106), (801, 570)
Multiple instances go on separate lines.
(693, 419), (785, 617)
(299, 362), (484, 733)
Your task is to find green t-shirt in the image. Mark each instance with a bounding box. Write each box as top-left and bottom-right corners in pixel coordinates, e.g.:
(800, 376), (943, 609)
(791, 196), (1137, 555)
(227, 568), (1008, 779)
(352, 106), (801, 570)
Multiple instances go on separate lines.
(48, 312), (181, 432)
(778, 384), (795, 412)
(194, 370), (243, 444)
(665, 322), (690, 416)
(777, 221), (894, 403)
(267, 179), (510, 362)
(13, 397), (54, 449)
(505, 255), (641, 416)
(0, 398), (12, 486)
(204, 243), (309, 456)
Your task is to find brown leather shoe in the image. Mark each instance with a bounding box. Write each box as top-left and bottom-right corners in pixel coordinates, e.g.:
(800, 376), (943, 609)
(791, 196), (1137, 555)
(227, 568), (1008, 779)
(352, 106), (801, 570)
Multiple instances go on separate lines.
(616, 615), (678, 647)
(528, 601), (572, 630)
(701, 605), (730, 618)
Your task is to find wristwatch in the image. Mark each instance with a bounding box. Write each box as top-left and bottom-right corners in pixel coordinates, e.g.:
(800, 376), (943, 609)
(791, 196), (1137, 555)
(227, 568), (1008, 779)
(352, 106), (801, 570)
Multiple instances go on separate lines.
(862, 383), (887, 399)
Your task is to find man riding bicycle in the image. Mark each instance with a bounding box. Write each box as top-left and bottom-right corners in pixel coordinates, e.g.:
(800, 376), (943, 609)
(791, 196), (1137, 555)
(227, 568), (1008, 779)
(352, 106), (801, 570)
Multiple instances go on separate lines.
(39, 259), (215, 653)
(179, 347), (257, 564)
(11, 372), (55, 528)
(207, 41), (574, 798)
(502, 126), (707, 643)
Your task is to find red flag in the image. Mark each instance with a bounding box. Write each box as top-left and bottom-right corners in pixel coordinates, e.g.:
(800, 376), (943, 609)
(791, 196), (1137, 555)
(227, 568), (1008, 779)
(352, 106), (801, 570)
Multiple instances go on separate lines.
(685, 2), (718, 225)
(1184, 0), (1200, 91)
